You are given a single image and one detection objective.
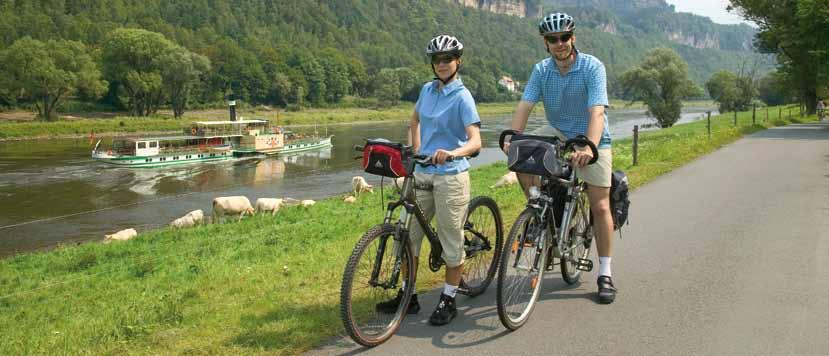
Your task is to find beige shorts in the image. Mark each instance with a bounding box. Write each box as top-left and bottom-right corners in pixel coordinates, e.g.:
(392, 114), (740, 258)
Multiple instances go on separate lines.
(530, 126), (612, 188)
(406, 171), (470, 268)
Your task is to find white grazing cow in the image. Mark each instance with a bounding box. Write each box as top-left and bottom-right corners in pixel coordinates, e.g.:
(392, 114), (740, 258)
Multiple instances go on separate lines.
(391, 177), (406, 192)
(170, 215), (196, 229)
(212, 196), (255, 223)
(185, 209), (204, 223)
(301, 199), (316, 208)
(490, 172), (518, 189)
(104, 228), (137, 244)
(255, 198), (283, 215)
(351, 176), (373, 195)
(343, 195), (357, 204)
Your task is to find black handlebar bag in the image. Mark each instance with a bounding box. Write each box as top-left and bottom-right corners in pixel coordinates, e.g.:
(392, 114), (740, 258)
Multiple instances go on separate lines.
(506, 135), (564, 177)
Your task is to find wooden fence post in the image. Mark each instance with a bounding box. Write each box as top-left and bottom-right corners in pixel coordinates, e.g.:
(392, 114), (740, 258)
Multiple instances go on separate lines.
(707, 111), (711, 140)
(779, 107), (782, 120)
(752, 104), (756, 125)
(734, 111), (737, 126)
(633, 125), (639, 166)
(765, 107), (768, 122)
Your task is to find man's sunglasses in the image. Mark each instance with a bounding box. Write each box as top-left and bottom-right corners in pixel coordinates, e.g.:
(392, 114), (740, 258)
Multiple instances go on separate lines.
(431, 55), (458, 65)
(545, 33), (573, 44)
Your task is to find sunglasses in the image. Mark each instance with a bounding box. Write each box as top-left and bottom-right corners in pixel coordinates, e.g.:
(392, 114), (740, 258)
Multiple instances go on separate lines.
(545, 33), (573, 44)
(431, 55), (458, 65)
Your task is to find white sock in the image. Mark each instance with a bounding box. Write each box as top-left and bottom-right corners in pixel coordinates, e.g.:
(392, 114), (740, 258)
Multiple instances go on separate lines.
(443, 283), (458, 298)
(599, 257), (612, 277)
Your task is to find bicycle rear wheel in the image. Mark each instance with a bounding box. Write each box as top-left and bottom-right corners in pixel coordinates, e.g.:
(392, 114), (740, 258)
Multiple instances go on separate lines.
(496, 208), (548, 331)
(459, 196), (504, 297)
(561, 192), (593, 284)
(341, 224), (414, 347)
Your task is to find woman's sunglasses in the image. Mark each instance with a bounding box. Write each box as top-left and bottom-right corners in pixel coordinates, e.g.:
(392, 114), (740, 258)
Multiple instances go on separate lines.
(431, 55), (458, 65)
(545, 33), (573, 44)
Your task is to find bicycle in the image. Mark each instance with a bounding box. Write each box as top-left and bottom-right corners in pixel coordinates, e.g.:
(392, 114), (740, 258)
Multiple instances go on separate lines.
(495, 130), (598, 331)
(340, 139), (504, 346)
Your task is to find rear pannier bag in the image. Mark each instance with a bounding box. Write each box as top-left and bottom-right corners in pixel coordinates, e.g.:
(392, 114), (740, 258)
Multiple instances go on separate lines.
(610, 170), (630, 230)
(506, 135), (564, 177)
(362, 139), (410, 178)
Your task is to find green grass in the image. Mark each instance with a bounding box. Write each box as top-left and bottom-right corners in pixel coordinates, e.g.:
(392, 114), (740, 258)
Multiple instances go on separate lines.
(0, 102), (520, 140)
(0, 104), (816, 355)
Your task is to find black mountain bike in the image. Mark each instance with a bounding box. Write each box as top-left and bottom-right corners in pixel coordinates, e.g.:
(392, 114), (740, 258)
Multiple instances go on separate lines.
(340, 141), (504, 347)
(495, 130), (598, 330)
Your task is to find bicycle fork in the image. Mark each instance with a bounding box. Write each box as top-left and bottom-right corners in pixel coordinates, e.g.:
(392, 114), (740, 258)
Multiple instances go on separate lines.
(555, 187), (594, 272)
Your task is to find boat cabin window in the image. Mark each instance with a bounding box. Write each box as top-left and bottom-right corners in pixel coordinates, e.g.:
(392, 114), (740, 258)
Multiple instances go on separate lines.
(137, 142), (147, 149)
(149, 141), (158, 148)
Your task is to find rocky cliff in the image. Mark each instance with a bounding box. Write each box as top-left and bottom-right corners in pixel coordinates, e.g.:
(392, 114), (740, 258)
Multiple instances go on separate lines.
(448, 0), (541, 18)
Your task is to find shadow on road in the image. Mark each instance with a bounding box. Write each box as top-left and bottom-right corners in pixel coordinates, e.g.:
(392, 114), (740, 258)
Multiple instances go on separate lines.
(749, 122), (829, 141)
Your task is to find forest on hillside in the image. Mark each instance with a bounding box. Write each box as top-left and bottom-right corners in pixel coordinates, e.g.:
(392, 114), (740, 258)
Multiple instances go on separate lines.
(0, 0), (771, 117)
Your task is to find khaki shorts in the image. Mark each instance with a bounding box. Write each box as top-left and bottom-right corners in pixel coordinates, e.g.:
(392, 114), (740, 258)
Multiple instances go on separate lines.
(530, 126), (612, 188)
(406, 171), (470, 268)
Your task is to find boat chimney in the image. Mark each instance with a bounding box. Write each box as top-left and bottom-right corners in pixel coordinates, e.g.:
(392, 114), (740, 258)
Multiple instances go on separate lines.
(228, 95), (237, 121)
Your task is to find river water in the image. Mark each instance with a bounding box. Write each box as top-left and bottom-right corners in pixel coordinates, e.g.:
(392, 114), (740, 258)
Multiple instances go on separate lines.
(0, 106), (715, 257)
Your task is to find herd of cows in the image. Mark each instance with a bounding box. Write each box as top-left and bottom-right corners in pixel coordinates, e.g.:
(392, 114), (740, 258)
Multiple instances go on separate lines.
(101, 172), (519, 244)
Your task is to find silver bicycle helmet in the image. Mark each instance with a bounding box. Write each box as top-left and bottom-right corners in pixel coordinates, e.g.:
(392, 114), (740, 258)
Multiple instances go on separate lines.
(538, 12), (575, 35)
(426, 35), (464, 56)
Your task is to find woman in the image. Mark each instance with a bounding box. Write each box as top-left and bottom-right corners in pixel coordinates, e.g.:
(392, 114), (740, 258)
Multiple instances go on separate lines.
(375, 34), (482, 326)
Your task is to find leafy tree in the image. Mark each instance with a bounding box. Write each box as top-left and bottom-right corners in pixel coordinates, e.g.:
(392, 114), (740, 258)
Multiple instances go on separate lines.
(0, 37), (106, 120)
(706, 70), (742, 112)
(206, 39), (268, 105)
(756, 70), (791, 106)
(102, 28), (177, 116)
(619, 47), (702, 128)
(373, 68), (400, 106)
(161, 49), (210, 118)
(728, 0), (828, 113)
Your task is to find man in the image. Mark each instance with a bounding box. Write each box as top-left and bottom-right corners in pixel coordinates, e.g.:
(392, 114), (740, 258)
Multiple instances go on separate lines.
(817, 99), (825, 121)
(504, 12), (617, 304)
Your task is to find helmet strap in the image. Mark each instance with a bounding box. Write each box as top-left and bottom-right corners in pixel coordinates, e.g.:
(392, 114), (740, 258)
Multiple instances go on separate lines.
(432, 64), (461, 85)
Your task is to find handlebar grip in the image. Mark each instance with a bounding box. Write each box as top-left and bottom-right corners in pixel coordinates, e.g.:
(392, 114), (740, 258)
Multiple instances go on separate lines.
(499, 129), (520, 151)
(564, 136), (599, 165)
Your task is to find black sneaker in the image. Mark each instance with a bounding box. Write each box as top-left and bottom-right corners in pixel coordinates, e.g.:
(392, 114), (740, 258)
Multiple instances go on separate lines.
(375, 291), (420, 314)
(428, 293), (458, 326)
(597, 275), (617, 304)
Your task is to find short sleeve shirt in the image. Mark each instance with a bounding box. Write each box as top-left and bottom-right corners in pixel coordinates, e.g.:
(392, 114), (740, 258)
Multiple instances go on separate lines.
(521, 53), (612, 148)
(414, 78), (481, 175)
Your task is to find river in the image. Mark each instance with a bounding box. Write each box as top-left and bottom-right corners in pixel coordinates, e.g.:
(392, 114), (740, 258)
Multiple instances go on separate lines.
(0, 106), (716, 257)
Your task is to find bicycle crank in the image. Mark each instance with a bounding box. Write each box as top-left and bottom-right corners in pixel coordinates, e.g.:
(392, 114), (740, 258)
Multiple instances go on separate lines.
(576, 258), (593, 271)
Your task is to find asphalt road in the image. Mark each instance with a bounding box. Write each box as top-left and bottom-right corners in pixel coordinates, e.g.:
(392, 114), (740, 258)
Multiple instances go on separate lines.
(313, 122), (829, 356)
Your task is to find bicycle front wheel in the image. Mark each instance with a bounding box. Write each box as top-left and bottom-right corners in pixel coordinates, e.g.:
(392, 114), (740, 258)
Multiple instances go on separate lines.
(341, 224), (414, 347)
(459, 196), (504, 297)
(561, 192), (593, 284)
(496, 208), (548, 331)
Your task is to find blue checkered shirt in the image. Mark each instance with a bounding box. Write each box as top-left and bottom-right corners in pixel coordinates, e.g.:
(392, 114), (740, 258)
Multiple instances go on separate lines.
(521, 53), (611, 148)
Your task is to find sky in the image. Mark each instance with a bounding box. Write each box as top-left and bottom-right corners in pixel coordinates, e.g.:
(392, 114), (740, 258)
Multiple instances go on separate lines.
(665, 0), (752, 26)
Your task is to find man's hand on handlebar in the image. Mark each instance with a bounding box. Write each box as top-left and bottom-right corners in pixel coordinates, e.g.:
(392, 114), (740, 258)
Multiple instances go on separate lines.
(570, 145), (594, 168)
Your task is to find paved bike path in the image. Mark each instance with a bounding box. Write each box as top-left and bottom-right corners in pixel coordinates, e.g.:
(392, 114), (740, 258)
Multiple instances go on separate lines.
(313, 122), (829, 356)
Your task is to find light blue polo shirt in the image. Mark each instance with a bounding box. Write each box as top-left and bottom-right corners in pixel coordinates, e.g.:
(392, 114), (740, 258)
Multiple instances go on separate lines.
(414, 78), (481, 175)
(522, 52), (612, 148)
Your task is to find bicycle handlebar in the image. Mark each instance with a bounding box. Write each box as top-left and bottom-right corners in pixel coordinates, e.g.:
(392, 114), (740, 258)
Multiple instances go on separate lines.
(498, 129), (599, 165)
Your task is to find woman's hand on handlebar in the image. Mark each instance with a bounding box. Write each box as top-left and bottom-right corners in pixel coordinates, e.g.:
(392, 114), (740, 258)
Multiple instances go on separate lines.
(432, 149), (455, 165)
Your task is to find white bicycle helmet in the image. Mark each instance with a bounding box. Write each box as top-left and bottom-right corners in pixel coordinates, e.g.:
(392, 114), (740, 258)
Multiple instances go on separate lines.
(538, 12), (575, 35)
(426, 35), (464, 57)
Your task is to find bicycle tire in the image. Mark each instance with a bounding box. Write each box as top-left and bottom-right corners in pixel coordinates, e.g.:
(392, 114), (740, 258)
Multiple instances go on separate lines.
(341, 224), (415, 347)
(561, 191), (593, 284)
(496, 208), (549, 331)
(459, 196), (504, 297)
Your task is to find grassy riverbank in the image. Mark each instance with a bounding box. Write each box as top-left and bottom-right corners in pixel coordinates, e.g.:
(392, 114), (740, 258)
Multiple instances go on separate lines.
(0, 102), (518, 141)
(0, 105), (814, 355)
(0, 100), (718, 141)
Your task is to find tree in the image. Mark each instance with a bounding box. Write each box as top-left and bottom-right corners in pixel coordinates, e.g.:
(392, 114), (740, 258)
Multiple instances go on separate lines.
(756, 70), (792, 106)
(706, 70), (742, 113)
(207, 40), (268, 105)
(373, 68), (400, 106)
(728, 0), (828, 113)
(102, 28), (177, 116)
(0, 37), (106, 120)
(619, 48), (702, 128)
(161, 49), (210, 119)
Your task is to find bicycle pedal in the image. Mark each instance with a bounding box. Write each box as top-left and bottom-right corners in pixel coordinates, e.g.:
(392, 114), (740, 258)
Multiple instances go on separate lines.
(576, 258), (593, 271)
